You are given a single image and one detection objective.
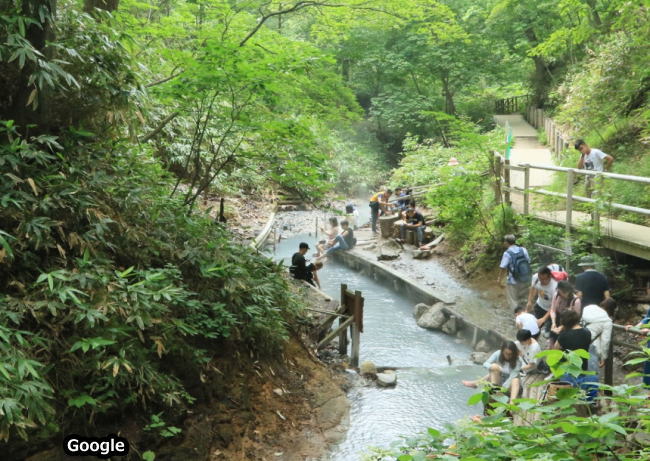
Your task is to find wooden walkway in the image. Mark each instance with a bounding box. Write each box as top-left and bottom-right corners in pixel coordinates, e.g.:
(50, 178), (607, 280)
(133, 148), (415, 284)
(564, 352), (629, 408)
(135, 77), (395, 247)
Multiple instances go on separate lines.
(494, 114), (650, 261)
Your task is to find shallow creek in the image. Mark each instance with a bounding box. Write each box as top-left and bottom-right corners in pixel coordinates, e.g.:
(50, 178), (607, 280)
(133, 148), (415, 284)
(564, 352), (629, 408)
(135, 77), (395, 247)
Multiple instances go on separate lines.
(269, 211), (483, 460)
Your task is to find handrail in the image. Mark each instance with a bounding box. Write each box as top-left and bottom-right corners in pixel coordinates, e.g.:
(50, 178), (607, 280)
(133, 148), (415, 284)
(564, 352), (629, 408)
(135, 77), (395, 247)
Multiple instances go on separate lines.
(491, 149), (650, 262)
(520, 162), (650, 185)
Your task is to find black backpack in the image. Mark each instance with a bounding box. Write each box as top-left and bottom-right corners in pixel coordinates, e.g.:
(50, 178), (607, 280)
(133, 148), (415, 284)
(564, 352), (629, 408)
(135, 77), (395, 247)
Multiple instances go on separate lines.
(508, 247), (531, 283)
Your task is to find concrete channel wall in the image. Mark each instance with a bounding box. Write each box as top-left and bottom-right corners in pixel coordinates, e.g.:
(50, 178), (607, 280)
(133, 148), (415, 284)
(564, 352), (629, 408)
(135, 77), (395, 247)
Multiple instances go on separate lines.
(252, 211), (510, 354)
(334, 250), (511, 352)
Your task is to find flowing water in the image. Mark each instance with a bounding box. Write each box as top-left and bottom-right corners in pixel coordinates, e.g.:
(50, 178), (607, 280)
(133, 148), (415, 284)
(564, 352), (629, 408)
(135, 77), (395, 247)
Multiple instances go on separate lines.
(270, 211), (484, 460)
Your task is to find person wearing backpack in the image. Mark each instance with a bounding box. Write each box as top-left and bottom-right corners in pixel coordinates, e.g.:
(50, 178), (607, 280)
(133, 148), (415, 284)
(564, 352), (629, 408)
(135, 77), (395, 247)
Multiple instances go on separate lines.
(526, 266), (558, 338)
(498, 234), (532, 310)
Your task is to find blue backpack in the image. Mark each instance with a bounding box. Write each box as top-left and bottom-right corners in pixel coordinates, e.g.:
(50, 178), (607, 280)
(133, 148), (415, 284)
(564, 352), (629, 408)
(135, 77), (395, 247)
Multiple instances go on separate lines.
(508, 247), (531, 283)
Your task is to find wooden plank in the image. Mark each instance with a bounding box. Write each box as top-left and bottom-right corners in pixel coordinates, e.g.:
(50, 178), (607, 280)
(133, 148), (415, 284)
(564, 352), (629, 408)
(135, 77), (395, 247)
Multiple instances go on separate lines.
(318, 316), (354, 350)
(339, 284), (348, 355)
(565, 169), (574, 237)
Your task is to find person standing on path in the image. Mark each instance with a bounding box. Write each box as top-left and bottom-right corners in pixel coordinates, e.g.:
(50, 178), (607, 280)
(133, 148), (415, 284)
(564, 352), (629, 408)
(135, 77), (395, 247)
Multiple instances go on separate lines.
(526, 266), (558, 337)
(369, 189), (392, 234)
(498, 234), (531, 310)
(581, 301), (613, 372)
(575, 139), (614, 172)
(575, 256), (611, 308)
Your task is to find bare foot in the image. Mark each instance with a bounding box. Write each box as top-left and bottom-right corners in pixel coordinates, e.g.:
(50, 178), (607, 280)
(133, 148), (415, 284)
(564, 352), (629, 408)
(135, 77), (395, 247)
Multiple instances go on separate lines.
(462, 380), (478, 388)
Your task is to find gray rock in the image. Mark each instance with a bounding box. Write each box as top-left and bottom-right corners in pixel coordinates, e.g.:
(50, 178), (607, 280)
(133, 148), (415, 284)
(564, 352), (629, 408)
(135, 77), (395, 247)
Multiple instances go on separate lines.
(377, 252), (399, 261)
(416, 303), (447, 330)
(470, 351), (490, 365)
(413, 303), (431, 320)
(636, 304), (650, 316)
(412, 249), (432, 259)
(359, 361), (377, 377)
(377, 371), (397, 387)
(475, 340), (491, 353)
(442, 316), (458, 335)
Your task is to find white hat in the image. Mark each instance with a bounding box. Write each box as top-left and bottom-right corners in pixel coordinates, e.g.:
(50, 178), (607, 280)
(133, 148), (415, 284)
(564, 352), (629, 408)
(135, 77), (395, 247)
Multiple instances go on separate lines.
(447, 157), (460, 166)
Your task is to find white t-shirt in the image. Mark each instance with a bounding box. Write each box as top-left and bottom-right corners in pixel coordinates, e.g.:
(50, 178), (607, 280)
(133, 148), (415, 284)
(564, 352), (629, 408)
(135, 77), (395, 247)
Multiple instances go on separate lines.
(583, 148), (608, 172)
(516, 340), (542, 368)
(516, 312), (540, 336)
(531, 274), (557, 311)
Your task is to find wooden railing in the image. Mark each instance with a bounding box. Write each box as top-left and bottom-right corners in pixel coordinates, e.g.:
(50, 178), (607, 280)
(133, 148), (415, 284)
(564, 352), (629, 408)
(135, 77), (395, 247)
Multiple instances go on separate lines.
(493, 152), (650, 220)
(492, 151), (650, 261)
(495, 95), (531, 114)
(316, 283), (364, 367)
(524, 106), (573, 155)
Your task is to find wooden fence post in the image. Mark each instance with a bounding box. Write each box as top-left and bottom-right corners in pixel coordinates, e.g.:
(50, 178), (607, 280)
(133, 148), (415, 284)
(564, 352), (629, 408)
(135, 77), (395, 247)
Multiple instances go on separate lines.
(592, 175), (602, 237)
(338, 284), (348, 356)
(566, 170), (574, 235)
(523, 164), (530, 215)
(350, 290), (363, 368)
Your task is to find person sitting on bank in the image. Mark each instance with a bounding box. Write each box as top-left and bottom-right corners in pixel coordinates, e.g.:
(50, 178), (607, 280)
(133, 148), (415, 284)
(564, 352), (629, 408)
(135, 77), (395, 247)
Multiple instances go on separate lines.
(462, 341), (523, 404)
(290, 242), (322, 288)
(575, 139), (614, 172)
(514, 306), (541, 340)
(399, 204), (425, 247)
(515, 329), (542, 376)
(369, 189), (392, 234)
(317, 217), (340, 256)
(325, 220), (356, 255)
(549, 281), (581, 349)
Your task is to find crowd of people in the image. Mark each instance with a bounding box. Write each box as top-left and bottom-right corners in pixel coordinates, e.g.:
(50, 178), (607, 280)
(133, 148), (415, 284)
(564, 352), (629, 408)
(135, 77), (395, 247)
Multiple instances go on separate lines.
(462, 233), (650, 404)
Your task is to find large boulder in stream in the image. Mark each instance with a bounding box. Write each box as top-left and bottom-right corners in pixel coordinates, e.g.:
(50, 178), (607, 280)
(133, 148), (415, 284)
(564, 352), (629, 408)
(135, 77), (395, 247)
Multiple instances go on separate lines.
(377, 370), (397, 387)
(470, 351), (490, 365)
(416, 303), (447, 330)
(441, 315), (458, 335)
(474, 340), (491, 353)
(359, 361), (377, 378)
(413, 303), (430, 320)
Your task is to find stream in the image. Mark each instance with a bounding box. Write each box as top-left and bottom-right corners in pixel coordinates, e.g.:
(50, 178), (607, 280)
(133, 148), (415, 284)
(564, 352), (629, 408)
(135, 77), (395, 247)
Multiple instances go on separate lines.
(269, 210), (483, 460)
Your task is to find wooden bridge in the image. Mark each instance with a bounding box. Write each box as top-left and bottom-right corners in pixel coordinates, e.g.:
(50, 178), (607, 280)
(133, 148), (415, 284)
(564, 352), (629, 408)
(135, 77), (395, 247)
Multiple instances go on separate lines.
(493, 109), (650, 262)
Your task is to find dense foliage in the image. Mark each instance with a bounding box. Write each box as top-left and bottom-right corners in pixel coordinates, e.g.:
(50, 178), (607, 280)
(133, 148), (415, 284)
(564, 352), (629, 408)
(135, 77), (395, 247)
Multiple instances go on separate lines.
(2, 0), (648, 457)
(363, 349), (650, 460)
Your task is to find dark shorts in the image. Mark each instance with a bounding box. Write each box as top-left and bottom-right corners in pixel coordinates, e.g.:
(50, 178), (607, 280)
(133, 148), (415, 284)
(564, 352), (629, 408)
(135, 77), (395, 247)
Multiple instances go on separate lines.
(533, 304), (551, 330)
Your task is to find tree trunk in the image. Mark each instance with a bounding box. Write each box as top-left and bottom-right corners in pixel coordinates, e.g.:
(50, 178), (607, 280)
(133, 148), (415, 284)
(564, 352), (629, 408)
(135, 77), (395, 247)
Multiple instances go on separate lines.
(84, 0), (120, 12)
(441, 75), (456, 115)
(5, 0), (56, 133)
